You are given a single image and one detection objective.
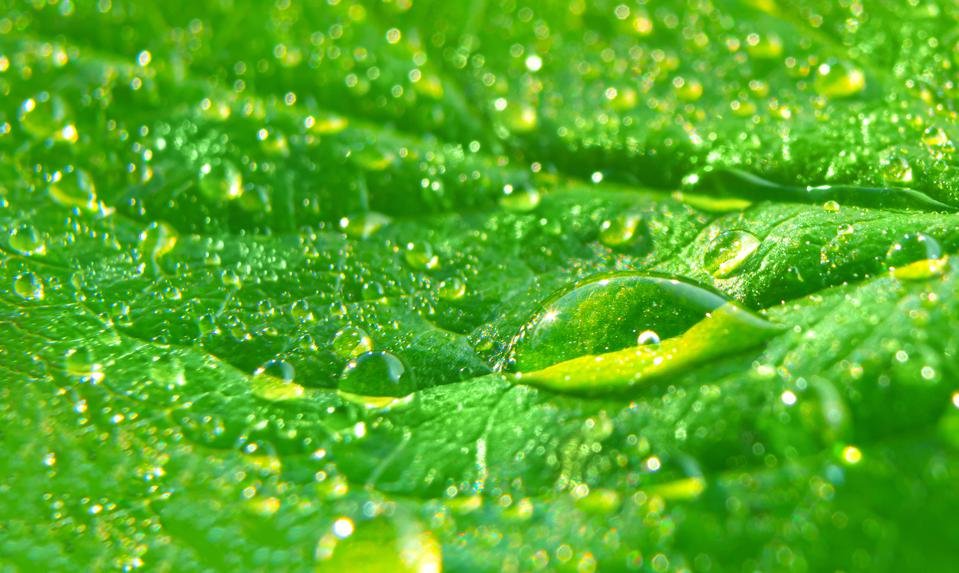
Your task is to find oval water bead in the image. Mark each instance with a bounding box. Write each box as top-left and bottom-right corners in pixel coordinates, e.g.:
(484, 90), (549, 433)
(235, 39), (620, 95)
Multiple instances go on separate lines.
(18, 94), (70, 139)
(339, 212), (392, 239)
(251, 359), (304, 401)
(598, 213), (643, 248)
(885, 233), (942, 269)
(437, 277), (467, 301)
(339, 351), (414, 397)
(499, 183), (541, 212)
(64, 347), (103, 380)
(48, 168), (98, 211)
(506, 271), (775, 372)
(702, 230), (761, 278)
(813, 60), (866, 98)
(14, 272), (44, 300)
(332, 325), (374, 359)
(198, 160), (243, 202)
(9, 224), (45, 256)
(506, 272), (782, 393)
(403, 241), (439, 271)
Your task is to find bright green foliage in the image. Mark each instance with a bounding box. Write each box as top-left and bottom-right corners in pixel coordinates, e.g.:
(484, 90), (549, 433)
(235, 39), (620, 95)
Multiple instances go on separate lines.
(2, 1), (959, 571)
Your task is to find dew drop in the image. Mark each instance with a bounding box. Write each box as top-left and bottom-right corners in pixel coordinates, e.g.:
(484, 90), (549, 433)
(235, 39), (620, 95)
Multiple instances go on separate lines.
(885, 232), (942, 269)
(499, 184), (541, 212)
(9, 224), (45, 256)
(437, 277), (467, 301)
(339, 212), (392, 239)
(252, 359), (304, 401)
(332, 325), (374, 359)
(404, 241), (440, 270)
(139, 221), (178, 269)
(14, 272), (44, 300)
(18, 94), (70, 139)
(702, 230), (761, 278)
(598, 213), (643, 248)
(506, 271), (777, 373)
(64, 347), (103, 381)
(339, 351), (414, 397)
(48, 168), (98, 211)
(506, 273), (782, 393)
(813, 60), (866, 98)
(198, 161), (243, 201)
(879, 154), (914, 185)
(636, 330), (661, 345)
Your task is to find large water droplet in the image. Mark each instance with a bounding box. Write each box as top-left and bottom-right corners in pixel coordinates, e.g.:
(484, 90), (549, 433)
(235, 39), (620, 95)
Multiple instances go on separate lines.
(332, 326), (374, 359)
(139, 221), (178, 271)
(404, 241), (439, 270)
(317, 517), (442, 573)
(48, 168), (98, 211)
(886, 233), (942, 269)
(499, 184), (541, 212)
(702, 230), (761, 278)
(813, 60), (865, 98)
(9, 224), (45, 255)
(506, 272), (781, 392)
(198, 161), (243, 201)
(339, 212), (392, 239)
(598, 213), (643, 248)
(14, 273), (44, 300)
(18, 94), (70, 139)
(252, 359), (304, 401)
(64, 347), (103, 381)
(339, 351), (414, 397)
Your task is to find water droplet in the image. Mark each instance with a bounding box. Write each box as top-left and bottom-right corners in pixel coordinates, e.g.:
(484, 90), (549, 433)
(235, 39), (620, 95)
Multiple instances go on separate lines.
(18, 94), (70, 139)
(636, 330), (661, 345)
(822, 200), (841, 212)
(290, 300), (314, 322)
(506, 272), (781, 392)
(746, 34), (783, 59)
(9, 224), (45, 255)
(437, 277), (467, 301)
(339, 351), (414, 397)
(48, 168), (98, 211)
(886, 233), (942, 269)
(139, 221), (178, 270)
(252, 360), (304, 401)
(702, 230), (761, 278)
(404, 241), (439, 270)
(499, 184), (541, 212)
(317, 517), (441, 572)
(598, 213), (643, 248)
(879, 154), (914, 185)
(14, 273), (44, 300)
(339, 212), (392, 239)
(673, 77), (703, 102)
(64, 347), (103, 381)
(813, 60), (865, 98)
(332, 326), (374, 359)
(220, 269), (243, 288)
(198, 161), (243, 201)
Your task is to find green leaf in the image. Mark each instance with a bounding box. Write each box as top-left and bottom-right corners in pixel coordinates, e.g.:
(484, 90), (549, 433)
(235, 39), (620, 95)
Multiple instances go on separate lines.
(3, 1), (959, 571)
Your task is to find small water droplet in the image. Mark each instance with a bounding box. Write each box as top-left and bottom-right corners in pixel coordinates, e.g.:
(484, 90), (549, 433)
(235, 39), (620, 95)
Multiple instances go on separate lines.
(9, 224), (45, 255)
(702, 230), (761, 278)
(332, 326), (374, 359)
(339, 351), (414, 397)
